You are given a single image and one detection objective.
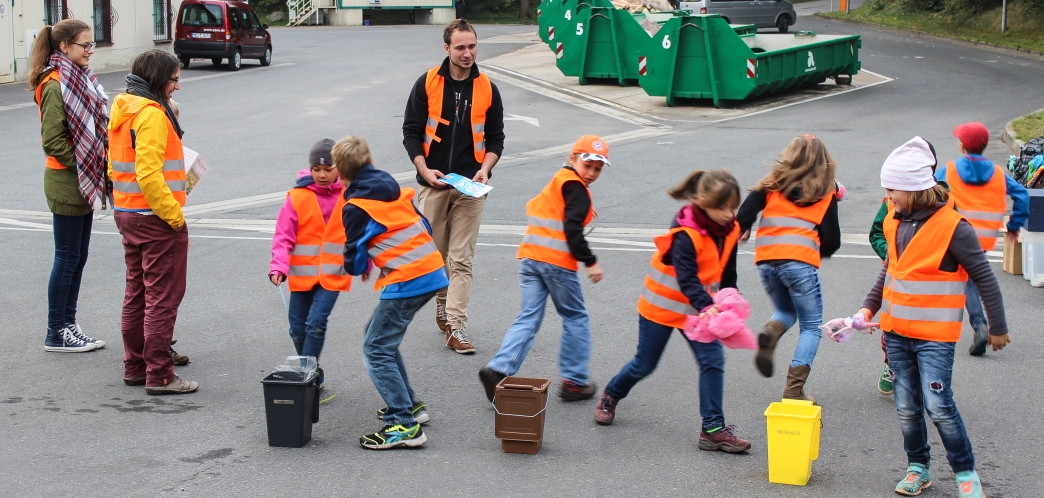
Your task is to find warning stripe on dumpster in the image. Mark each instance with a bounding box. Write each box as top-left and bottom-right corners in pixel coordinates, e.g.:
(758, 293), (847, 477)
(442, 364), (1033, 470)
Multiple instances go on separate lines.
(548, 26), (555, 40)
(747, 59), (756, 78)
(556, 43), (564, 59)
(638, 56), (647, 76)
(537, 9), (542, 16)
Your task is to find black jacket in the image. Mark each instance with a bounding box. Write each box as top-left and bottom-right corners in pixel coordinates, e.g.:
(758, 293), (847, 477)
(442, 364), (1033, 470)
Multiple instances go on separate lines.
(737, 188), (841, 262)
(402, 58), (505, 187)
(661, 216), (739, 312)
(561, 167), (596, 267)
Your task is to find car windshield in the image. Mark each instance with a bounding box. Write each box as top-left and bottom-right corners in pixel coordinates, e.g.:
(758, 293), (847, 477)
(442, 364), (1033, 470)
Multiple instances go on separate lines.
(181, 4), (223, 27)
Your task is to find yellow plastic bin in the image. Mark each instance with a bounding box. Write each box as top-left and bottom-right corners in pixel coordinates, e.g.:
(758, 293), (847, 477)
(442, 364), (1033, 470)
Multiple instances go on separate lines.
(764, 399), (822, 486)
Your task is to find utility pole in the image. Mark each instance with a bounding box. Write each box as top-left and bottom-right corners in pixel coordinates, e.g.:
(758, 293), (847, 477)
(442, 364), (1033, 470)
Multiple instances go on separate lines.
(1001, 0), (1007, 32)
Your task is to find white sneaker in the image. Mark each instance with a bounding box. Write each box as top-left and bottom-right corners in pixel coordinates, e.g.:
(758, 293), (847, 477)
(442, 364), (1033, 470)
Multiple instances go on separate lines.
(44, 326), (98, 353)
(68, 323), (105, 349)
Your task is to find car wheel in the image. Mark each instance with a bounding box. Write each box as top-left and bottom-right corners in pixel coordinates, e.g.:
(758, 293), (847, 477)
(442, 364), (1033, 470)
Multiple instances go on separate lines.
(229, 49), (242, 71)
(777, 15), (790, 33)
(260, 46), (272, 67)
(211, 57), (222, 66)
(179, 56), (190, 69)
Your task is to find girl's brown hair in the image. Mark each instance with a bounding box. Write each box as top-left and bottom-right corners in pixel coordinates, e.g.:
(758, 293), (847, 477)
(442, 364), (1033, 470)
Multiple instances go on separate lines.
(753, 134), (837, 205)
(668, 169), (741, 209)
(27, 20), (91, 90)
(130, 50), (181, 104)
(905, 184), (950, 212)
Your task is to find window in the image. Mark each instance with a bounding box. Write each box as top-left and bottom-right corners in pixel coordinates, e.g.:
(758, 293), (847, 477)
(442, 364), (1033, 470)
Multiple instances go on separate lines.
(44, 0), (68, 25)
(251, 11), (263, 29)
(180, 4), (224, 27)
(228, 8), (239, 29)
(153, 0), (172, 42)
(93, 0), (112, 45)
(240, 9), (251, 30)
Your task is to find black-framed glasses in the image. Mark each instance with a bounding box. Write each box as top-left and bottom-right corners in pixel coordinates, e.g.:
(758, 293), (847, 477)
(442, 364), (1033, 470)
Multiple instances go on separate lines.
(169, 77), (180, 84)
(72, 41), (95, 51)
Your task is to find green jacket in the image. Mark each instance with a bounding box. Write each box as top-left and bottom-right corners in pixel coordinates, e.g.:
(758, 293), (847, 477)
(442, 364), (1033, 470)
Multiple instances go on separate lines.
(868, 180), (950, 261)
(37, 78), (92, 216)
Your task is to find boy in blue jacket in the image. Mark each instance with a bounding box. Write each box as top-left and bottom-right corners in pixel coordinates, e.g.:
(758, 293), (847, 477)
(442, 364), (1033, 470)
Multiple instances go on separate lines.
(334, 135), (449, 450)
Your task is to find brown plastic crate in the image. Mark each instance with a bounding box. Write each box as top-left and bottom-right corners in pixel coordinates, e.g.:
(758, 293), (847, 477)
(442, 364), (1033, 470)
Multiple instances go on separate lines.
(494, 376), (550, 453)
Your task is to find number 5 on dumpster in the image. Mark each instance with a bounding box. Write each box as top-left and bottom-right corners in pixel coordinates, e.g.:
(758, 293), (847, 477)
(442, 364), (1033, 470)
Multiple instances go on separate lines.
(576, 23), (583, 35)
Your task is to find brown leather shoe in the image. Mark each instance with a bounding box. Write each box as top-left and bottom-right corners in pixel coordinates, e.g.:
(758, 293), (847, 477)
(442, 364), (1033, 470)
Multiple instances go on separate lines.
(783, 364), (817, 404)
(145, 376), (199, 395)
(560, 380), (597, 401)
(123, 375), (146, 386)
(171, 347), (190, 366)
(436, 303), (448, 334)
(754, 320), (788, 378)
(445, 328), (475, 354)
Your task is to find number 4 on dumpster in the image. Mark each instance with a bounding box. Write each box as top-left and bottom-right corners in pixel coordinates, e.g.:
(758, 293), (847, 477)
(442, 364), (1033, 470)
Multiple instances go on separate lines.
(564, 9), (571, 19)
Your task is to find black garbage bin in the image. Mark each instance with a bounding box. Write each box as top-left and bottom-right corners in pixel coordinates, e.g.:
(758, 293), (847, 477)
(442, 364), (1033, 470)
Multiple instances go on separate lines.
(261, 370), (320, 448)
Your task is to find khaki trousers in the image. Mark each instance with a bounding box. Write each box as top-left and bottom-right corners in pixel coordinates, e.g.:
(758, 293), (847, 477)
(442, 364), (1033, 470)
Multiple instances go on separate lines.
(416, 185), (487, 331)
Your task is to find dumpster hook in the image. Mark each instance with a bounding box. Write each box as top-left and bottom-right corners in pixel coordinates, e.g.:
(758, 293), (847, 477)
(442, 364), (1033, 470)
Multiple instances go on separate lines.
(680, 22), (704, 32)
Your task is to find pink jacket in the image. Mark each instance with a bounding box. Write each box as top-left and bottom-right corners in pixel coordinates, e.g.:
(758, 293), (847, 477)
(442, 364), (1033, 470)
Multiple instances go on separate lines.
(269, 169), (345, 278)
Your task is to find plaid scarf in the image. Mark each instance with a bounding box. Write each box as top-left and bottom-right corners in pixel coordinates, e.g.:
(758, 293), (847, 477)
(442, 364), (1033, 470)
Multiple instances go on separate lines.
(47, 52), (109, 210)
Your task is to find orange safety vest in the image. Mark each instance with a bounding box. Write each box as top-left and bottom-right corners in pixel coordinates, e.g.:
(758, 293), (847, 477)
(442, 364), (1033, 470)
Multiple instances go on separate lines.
(880, 207), (968, 342)
(35, 71), (69, 171)
(754, 191), (833, 268)
(108, 95), (186, 211)
(423, 67), (492, 164)
(946, 161), (1006, 251)
(286, 188), (353, 293)
(347, 188), (445, 290)
(638, 225), (740, 329)
(517, 168), (595, 271)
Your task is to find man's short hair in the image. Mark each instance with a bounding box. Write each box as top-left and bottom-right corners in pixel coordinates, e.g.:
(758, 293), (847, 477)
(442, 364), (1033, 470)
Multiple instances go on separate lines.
(332, 135), (373, 182)
(443, 19), (477, 45)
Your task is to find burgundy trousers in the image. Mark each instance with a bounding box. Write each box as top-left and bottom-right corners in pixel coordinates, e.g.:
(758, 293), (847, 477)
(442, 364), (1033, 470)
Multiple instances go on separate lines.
(114, 212), (188, 387)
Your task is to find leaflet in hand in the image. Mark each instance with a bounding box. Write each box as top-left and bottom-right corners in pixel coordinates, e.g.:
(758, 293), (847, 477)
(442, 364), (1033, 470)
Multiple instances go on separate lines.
(182, 146), (210, 198)
(443, 173), (493, 198)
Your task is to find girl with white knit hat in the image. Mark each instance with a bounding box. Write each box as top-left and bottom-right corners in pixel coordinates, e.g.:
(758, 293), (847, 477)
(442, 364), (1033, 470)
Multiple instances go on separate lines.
(854, 136), (1010, 498)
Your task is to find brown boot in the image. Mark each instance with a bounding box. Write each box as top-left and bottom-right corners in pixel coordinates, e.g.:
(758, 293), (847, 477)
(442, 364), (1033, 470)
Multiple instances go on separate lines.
(754, 320), (787, 377)
(435, 303), (448, 334)
(783, 364), (817, 404)
(171, 347), (190, 366)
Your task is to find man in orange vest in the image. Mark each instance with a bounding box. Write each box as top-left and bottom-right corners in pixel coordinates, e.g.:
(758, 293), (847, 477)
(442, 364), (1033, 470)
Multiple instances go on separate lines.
(402, 19), (505, 355)
(935, 122), (1029, 357)
(333, 135), (449, 450)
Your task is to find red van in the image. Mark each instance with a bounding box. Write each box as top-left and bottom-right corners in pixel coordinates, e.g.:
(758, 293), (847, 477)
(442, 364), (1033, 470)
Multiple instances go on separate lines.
(174, 0), (272, 71)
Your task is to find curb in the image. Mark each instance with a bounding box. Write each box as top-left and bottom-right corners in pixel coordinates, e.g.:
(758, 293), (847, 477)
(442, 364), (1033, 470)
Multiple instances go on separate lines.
(811, 14), (1044, 59)
(1004, 107), (1044, 155)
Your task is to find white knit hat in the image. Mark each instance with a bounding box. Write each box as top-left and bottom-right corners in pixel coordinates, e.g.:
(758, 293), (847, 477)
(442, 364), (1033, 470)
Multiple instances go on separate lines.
(880, 137), (938, 191)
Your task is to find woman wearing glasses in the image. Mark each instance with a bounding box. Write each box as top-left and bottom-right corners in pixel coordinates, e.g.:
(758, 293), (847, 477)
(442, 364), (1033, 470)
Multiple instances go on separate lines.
(29, 19), (109, 353)
(108, 50), (198, 394)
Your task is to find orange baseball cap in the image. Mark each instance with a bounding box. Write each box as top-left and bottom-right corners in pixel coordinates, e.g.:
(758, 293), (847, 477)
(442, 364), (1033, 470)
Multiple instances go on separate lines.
(571, 135), (611, 166)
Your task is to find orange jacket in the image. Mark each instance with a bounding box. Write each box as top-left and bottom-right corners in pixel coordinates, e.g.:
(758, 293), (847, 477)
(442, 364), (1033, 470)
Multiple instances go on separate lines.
(423, 66), (492, 164)
(945, 161), (1006, 251)
(286, 188), (353, 292)
(754, 191), (833, 268)
(638, 225), (739, 328)
(347, 188), (445, 290)
(35, 71), (68, 170)
(880, 207), (968, 342)
(517, 168), (594, 271)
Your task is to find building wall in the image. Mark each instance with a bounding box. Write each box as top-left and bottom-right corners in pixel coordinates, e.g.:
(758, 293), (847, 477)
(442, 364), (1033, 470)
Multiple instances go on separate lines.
(1, 0), (185, 84)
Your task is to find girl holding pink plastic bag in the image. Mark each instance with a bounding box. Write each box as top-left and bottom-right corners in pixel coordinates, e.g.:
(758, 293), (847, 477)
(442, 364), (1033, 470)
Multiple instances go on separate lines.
(593, 170), (752, 454)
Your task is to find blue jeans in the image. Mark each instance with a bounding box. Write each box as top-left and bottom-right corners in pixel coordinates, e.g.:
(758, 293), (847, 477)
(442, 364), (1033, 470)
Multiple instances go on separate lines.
(757, 262), (824, 368)
(47, 213), (93, 335)
(487, 259), (591, 385)
(965, 280), (988, 332)
(884, 332), (975, 472)
(287, 286), (340, 360)
(363, 290), (438, 426)
(606, 316), (725, 430)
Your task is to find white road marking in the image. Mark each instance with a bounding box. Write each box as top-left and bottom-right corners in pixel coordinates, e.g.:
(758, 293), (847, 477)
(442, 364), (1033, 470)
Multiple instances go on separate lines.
(0, 102), (37, 113)
(504, 113), (540, 127)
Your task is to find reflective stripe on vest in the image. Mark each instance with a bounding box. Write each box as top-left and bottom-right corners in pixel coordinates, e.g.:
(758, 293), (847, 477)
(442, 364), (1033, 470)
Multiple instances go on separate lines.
(754, 191), (833, 268)
(107, 95), (186, 211)
(879, 206), (967, 342)
(285, 188), (352, 292)
(422, 67), (493, 164)
(36, 71), (69, 171)
(637, 225), (739, 329)
(946, 160), (1006, 251)
(347, 187), (446, 290)
(516, 168), (595, 271)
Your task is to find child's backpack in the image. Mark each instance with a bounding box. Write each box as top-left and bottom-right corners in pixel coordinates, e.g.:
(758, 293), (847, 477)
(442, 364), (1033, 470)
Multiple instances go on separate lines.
(1011, 136), (1044, 185)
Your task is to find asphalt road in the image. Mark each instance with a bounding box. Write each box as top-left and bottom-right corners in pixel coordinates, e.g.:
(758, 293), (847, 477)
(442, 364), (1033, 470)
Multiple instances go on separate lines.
(1, 18), (1043, 497)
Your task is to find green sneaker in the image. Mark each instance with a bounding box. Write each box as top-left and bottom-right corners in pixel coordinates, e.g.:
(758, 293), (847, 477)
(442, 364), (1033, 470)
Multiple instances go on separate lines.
(956, 470), (984, 498)
(376, 401), (429, 425)
(360, 423), (427, 450)
(879, 365), (895, 395)
(895, 464), (931, 496)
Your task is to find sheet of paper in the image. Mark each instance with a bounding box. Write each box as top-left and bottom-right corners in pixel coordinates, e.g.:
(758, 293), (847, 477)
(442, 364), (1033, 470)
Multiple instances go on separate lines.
(442, 173), (493, 198)
(182, 146), (210, 197)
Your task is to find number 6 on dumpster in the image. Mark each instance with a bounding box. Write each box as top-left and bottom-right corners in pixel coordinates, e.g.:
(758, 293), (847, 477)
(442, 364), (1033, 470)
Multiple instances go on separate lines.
(662, 35), (671, 49)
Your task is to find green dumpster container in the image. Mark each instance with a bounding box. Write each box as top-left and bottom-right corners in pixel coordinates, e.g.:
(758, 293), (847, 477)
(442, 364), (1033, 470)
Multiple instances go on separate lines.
(637, 14), (861, 107)
(538, 0), (567, 45)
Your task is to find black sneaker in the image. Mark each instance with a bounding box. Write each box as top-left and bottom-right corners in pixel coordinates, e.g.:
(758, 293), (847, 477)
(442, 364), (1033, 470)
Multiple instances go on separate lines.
(44, 326), (97, 353)
(68, 324), (105, 349)
(479, 367), (506, 403)
(377, 401), (430, 425)
(560, 380), (597, 401)
(359, 424), (427, 450)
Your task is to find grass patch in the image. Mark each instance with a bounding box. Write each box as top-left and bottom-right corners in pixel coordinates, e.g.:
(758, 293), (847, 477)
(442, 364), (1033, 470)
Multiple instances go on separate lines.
(821, 4), (1044, 53)
(1013, 109), (1044, 142)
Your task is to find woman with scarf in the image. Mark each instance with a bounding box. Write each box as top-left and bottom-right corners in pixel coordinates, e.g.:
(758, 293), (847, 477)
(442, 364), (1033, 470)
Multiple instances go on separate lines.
(594, 169), (752, 454)
(30, 20), (109, 353)
(108, 50), (198, 395)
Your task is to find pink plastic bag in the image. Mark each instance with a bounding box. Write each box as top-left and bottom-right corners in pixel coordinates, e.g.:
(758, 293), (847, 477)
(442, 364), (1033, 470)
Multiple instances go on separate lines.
(819, 314), (880, 343)
(682, 288), (757, 350)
